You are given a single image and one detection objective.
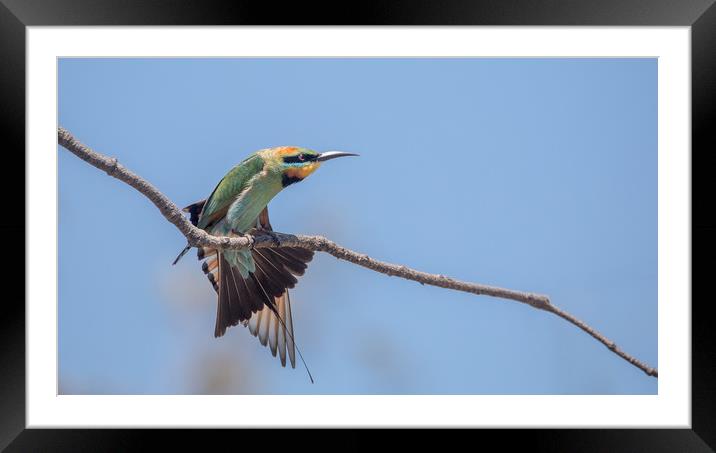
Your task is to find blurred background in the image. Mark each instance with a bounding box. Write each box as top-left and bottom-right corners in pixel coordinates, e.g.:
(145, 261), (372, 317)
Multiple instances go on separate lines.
(58, 58), (657, 395)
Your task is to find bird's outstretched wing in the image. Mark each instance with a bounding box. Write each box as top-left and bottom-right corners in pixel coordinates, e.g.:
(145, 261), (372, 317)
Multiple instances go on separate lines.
(186, 201), (313, 368)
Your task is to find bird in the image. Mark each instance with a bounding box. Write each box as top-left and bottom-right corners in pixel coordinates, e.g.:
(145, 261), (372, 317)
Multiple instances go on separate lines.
(172, 146), (357, 382)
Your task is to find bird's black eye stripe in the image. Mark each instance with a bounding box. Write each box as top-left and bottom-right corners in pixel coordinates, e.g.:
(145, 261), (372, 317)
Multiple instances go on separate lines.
(283, 153), (317, 164)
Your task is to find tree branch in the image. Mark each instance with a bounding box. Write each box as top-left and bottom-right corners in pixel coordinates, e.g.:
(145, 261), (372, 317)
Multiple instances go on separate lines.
(57, 127), (658, 379)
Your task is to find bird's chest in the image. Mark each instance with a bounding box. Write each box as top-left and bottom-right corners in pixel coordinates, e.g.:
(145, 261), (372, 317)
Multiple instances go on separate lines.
(226, 172), (283, 233)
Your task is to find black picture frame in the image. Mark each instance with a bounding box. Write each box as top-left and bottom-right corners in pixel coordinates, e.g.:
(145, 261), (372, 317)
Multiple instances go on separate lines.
(2, 0), (714, 450)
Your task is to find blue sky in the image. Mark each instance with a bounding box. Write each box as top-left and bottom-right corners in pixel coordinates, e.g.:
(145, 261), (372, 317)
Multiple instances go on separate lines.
(58, 58), (657, 394)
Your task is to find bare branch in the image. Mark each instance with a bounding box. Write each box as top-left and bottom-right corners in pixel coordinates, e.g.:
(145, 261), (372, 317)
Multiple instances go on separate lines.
(57, 127), (658, 378)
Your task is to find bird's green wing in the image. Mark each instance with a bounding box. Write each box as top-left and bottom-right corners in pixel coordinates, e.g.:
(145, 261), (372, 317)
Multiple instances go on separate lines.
(197, 153), (265, 230)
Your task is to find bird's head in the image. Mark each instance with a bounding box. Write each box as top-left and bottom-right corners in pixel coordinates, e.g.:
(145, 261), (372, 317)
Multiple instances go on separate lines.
(261, 146), (358, 187)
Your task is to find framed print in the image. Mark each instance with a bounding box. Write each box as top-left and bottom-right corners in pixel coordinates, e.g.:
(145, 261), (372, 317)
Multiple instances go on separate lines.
(3, 0), (715, 450)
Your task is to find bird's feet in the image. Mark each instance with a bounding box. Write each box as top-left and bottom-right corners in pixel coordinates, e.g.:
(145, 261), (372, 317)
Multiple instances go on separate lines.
(230, 229), (256, 249)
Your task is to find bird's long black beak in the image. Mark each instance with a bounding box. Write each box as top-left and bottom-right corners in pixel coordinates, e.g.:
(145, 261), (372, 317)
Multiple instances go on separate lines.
(316, 151), (359, 162)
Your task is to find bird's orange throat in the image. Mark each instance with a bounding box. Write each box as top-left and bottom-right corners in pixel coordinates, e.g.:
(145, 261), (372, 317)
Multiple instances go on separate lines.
(284, 162), (321, 180)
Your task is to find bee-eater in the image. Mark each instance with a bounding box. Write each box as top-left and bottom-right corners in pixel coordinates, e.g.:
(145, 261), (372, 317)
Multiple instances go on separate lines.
(173, 146), (357, 382)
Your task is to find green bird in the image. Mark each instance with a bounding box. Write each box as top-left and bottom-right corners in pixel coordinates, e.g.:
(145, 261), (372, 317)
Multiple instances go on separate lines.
(173, 146), (357, 382)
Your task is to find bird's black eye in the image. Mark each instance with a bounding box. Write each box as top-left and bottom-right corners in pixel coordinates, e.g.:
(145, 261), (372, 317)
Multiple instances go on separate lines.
(283, 153), (315, 164)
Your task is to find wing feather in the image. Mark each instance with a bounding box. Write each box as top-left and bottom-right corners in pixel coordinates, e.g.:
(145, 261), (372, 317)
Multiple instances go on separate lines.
(284, 292), (296, 367)
(197, 153), (265, 230)
(195, 206), (310, 370)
